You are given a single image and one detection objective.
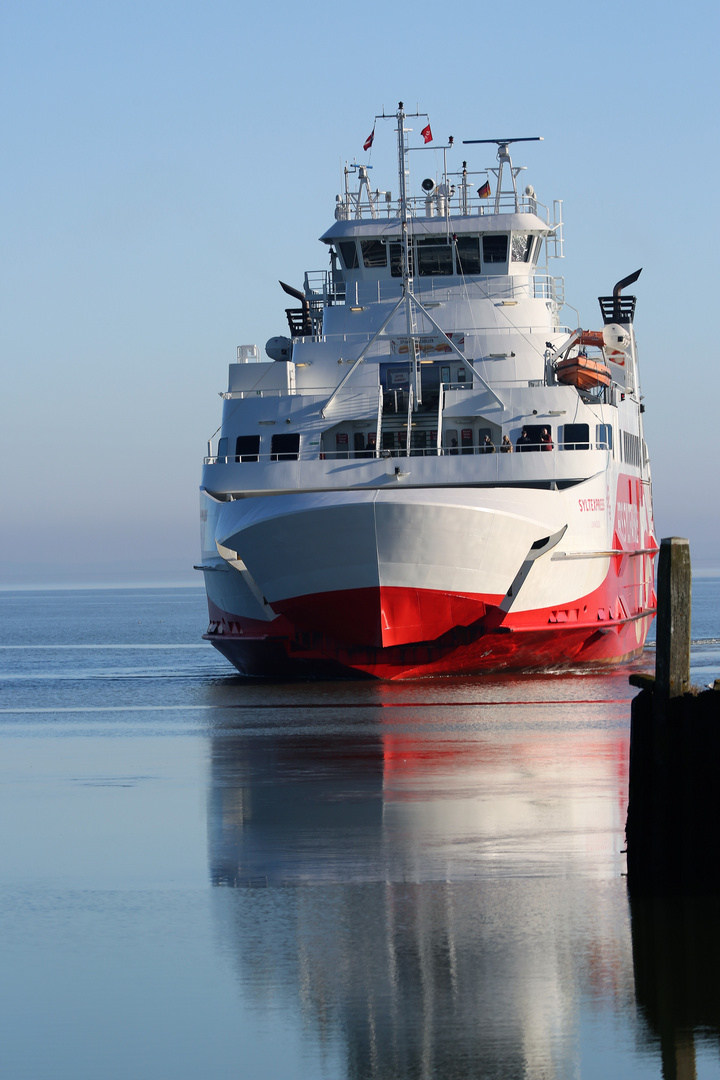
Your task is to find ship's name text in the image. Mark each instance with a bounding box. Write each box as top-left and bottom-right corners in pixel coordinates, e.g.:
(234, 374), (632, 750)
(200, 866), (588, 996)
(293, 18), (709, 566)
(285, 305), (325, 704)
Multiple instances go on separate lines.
(578, 498), (605, 512)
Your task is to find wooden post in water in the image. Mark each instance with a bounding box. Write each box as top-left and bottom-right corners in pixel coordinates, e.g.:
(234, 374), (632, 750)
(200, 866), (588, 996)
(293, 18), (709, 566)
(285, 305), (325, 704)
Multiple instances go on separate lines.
(655, 538), (691, 700)
(626, 537), (720, 891)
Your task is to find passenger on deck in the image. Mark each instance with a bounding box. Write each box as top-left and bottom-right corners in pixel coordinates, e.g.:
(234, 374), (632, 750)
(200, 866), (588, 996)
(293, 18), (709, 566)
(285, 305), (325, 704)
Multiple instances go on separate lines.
(481, 435), (495, 454)
(540, 427), (553, 451)
(500, 435), (513, 453)
(516, 428), (532, 452)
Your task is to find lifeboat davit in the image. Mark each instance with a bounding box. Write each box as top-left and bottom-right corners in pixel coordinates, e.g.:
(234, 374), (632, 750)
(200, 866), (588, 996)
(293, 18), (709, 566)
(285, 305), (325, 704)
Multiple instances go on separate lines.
(556, 352), (612, 390)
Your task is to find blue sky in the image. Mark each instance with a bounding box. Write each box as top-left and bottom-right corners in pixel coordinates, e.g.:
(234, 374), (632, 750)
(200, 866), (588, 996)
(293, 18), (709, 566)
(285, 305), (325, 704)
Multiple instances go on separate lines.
(1, 0), (718, 584)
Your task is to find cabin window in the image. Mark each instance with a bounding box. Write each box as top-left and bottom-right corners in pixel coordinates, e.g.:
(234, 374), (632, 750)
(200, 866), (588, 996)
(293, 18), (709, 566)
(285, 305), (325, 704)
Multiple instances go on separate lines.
(455, 236), (481, 275)
(511, 234), (533, 262)
(217, 437), (228, 461)
(338, 241), (359, 269)
(416, 237), (453, 276)
(596, 424), (613, 451)
(361, 240), (387, 268)
(562, 423), (590, 450)
(483, 235), (508, 264)
(270, 433), (300, 461)
(235, 435), (260, 462)
(390, 242), (414, 277)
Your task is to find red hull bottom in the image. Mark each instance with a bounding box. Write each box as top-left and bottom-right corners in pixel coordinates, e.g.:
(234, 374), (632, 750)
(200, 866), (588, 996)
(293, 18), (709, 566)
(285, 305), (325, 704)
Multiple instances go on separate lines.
(204, 588), (655, 680)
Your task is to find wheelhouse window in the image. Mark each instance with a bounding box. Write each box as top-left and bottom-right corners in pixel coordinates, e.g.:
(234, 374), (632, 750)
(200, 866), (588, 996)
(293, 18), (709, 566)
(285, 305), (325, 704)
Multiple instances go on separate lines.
(270, 433), (300, 461)
(360, 240), (387, 268)
(338, 241), (359, 269)
(455, 236), (481, 275)
(416, 237), (453, 276)
(482, 235), (508, 264)
(511, 234), (533, 262)
(235, 435), (260, 462)
(390, 242), (414, 278)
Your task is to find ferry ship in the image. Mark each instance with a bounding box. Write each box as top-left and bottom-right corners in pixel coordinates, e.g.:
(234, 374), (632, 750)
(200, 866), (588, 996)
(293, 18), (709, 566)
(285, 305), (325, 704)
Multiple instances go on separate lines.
(197, 104), (657, 679)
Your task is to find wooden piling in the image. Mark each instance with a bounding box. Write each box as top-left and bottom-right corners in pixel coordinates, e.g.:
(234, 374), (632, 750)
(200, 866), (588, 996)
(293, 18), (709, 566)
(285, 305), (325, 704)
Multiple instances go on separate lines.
(626, 538), (720, 891)
(655, 538), (691, 700)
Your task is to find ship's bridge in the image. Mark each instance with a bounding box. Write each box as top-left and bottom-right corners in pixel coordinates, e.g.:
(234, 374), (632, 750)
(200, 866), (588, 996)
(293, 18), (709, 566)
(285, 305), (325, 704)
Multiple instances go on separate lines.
(321, 212), (551, 282)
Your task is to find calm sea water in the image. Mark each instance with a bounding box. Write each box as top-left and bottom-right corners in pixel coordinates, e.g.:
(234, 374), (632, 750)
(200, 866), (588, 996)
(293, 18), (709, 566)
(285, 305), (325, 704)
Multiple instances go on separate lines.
(0, 579), (718, 1080)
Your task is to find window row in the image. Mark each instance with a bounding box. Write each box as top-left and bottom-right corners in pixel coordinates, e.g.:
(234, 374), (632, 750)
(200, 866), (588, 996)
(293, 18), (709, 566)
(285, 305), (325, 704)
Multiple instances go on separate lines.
(336, 233), (539, 276)
(215, 424), (615, 463)
(216, 434), (300, 462)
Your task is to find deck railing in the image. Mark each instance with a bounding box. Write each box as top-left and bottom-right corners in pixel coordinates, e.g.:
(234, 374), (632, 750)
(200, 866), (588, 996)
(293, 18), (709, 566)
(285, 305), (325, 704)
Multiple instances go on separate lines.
(332, 193), (553, 223)
(203, 441), (611, 466)
(304, 272), (566, 309)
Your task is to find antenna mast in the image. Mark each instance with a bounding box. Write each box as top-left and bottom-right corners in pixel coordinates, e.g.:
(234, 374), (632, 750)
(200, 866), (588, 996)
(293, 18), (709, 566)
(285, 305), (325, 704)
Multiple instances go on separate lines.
(462, 137), (543, 212)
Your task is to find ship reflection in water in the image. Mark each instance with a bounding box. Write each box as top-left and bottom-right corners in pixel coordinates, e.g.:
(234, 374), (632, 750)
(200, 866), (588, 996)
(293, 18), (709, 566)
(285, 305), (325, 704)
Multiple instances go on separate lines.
(203, 675), (720, 1078)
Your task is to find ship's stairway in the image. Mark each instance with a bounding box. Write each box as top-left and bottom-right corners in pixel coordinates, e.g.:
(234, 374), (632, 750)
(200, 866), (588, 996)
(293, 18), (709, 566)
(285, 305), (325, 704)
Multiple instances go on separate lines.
(380, 410), (440, 455)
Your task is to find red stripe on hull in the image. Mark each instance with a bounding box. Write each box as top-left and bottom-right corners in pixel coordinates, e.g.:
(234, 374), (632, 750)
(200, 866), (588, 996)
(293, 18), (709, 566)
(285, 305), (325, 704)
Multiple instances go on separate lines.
(273, 586), (493, 648)
(204, 579), (656, 680)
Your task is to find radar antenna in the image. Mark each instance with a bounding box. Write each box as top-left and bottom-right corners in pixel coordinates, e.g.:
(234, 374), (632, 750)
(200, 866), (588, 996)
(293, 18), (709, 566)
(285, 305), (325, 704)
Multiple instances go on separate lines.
(462, 137), (543, 213)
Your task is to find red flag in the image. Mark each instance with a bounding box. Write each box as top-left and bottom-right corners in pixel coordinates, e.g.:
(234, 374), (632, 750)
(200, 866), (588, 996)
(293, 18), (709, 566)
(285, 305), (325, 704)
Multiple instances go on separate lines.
(363, 128), (374, 152)
(421, 124), (432, 144)
(477, 180), (491, 199)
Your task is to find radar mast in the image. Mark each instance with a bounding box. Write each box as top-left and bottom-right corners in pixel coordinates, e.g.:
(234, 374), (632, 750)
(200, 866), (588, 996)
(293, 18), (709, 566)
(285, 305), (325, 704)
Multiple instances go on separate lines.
(462, 137), (543, 212)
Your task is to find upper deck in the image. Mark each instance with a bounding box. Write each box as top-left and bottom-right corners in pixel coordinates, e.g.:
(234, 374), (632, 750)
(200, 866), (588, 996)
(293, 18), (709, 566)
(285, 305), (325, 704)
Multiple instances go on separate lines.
(326, 193), (558, 231)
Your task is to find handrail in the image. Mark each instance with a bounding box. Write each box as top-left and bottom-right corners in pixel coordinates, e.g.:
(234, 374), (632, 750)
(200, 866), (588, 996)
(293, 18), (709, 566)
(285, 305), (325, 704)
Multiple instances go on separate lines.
(303, 271), (565, 308)
(203, 442), (611, 466)
(436, 386), (444, 455)
(222, 386), (380, 400)
(333, 192), (553, 223)
(405, 383), (413, 457)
